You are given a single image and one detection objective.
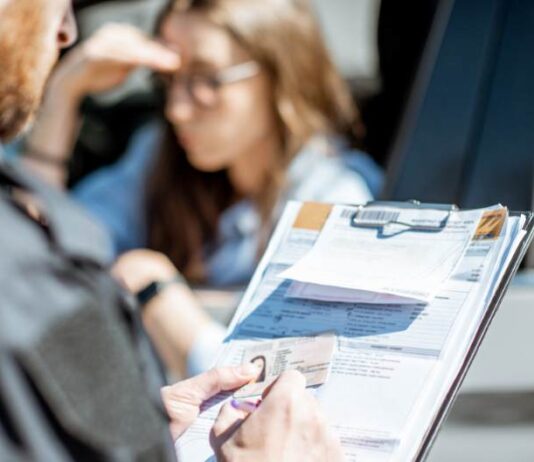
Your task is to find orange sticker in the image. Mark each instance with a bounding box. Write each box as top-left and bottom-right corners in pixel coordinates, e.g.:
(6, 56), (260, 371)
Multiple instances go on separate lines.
(474, 208), (507, 240)
(293, 202), (333, 231)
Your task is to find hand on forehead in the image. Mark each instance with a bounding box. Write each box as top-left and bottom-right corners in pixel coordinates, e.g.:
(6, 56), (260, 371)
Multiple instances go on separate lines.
(161, 12), (250, 71)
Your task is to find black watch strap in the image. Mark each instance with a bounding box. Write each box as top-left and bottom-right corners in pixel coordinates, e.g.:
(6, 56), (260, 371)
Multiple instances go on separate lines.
(136, 274), (185, 307)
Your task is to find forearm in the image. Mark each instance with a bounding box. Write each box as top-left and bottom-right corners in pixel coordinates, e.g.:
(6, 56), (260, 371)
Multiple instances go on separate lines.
(111, 250), (219, 378)
(143, 284), (215, 378)
(21, 75), (82, 188)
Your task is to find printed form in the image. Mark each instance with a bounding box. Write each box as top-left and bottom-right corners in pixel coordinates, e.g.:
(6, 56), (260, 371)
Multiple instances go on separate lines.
(176, 202), (523, 462)
(281, 205), (483, 302)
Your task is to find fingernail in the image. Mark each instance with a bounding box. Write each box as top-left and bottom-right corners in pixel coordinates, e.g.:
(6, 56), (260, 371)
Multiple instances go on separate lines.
(231, 399), (259, 413)
(239, 362), (262, 376)
(230, 399), (242, 409)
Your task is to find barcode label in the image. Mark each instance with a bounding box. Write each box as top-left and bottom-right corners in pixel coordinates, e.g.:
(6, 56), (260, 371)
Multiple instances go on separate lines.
(354, 210), (400, 223)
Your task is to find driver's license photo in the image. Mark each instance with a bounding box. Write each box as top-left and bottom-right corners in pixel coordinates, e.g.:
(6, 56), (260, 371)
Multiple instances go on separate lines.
(234, 332), (336, 398)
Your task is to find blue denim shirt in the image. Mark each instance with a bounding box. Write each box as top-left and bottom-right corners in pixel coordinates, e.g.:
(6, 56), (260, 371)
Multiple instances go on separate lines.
(73, 123), (383, 286)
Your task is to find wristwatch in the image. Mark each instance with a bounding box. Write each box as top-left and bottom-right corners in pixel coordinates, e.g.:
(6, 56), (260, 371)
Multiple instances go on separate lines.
(136, 274), (186, 307)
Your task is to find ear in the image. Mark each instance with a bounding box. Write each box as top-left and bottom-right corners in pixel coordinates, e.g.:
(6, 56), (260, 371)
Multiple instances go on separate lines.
(57, 3), (78, 49)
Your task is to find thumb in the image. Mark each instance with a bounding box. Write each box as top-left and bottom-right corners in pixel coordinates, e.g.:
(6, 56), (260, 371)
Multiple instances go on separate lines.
(185, 364), (262, 403)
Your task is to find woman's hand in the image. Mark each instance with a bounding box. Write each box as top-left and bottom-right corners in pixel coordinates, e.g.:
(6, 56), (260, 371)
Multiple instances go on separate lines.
(22, 25), (179, 188)
(210, 371), (344, 462)
(161, 365), (261, 440)
(50, 23), (180, 102)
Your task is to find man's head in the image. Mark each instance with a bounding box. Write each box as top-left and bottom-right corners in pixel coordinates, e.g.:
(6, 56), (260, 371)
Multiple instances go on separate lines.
(0, 0), (77, 142)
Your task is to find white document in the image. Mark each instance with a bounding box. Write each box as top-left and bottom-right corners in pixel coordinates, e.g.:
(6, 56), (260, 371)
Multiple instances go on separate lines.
(175, 202), (525, 462)
(280, 205), (484, 302)
(286, 281), (423, 305)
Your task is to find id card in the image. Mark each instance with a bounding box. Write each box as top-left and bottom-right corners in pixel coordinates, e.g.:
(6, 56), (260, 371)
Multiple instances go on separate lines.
(234, 333), (336, 398)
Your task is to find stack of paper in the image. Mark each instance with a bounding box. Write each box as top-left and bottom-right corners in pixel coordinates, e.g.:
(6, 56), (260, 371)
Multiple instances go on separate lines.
(176, 201), (531, 462)
(281, 204), (490, 303)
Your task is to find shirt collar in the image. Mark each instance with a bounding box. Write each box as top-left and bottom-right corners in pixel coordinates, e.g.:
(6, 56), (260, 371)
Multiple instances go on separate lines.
(219, 199), (260, 239)
(286, 134), (343, 189)
(217, 135), (344, 240)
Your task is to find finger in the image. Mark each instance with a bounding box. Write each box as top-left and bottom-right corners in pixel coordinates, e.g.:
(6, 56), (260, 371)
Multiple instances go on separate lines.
(184, 364), (262, 402)
(326, 435), (345, 462)
(212, 402), (247, 438)
(307, 402), (343, 461)
(120, 40), (180, 71)
(261, 369), (307, 401)
(87, 25), (180, 71)
(254, 370), (308, 424)
(324, 425), (345, 462)
(99, 42), (179, 71)
(114, 28), (179, 70)
(210, 402), (247, 450)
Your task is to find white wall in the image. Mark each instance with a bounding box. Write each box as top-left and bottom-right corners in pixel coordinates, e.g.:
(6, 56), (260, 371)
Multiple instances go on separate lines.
(311, 0), (381, 80)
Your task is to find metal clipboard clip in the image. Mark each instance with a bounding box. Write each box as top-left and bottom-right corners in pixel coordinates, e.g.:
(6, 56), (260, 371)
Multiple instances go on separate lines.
(350, 200), (459, 233)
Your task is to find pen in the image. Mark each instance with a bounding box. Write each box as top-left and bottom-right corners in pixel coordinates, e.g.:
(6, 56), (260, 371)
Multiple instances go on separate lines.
(230, 398), (262, 413)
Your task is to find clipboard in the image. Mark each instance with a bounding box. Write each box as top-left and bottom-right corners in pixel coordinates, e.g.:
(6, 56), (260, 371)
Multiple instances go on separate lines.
(176, 199), (534, 462)
(415, 209), (534, 461)
(297, 199), (534, 460)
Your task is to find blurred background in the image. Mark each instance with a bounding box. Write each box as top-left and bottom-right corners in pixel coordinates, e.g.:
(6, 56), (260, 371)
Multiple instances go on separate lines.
(51, 0), (534, 459)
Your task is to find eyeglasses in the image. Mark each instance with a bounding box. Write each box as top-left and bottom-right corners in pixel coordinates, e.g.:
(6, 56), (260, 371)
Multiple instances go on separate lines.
(158, 61), (260, 108)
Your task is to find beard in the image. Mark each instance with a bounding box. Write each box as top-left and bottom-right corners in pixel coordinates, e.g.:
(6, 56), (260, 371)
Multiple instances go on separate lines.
(0, 1), (58, 142)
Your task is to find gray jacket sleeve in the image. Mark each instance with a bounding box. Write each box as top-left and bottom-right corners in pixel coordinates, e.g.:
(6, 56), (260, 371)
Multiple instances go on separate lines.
(0, 159), (176, 462)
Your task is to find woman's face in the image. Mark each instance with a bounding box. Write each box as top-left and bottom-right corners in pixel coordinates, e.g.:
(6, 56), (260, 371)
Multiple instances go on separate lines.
(161, 12), (277, 172)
